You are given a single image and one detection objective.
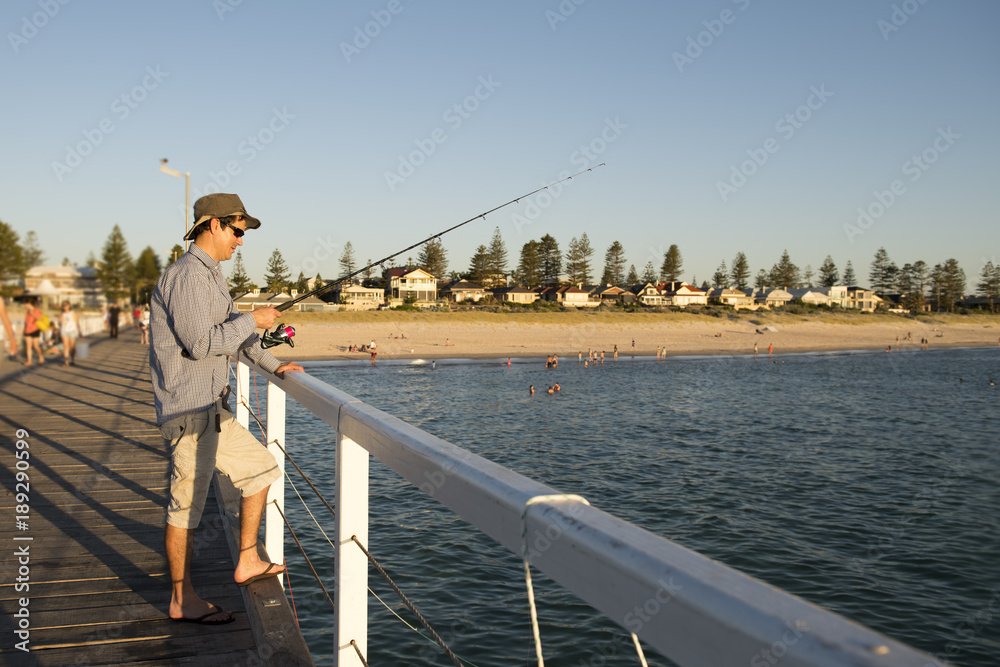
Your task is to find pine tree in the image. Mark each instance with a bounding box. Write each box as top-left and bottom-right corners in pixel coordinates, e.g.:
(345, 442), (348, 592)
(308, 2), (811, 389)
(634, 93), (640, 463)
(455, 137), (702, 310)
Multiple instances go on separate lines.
(730, 252), (750, 290)
(769, 250), (799, 288)
(818, 255), (839, 287)
(96, 225), (133, 302)
(842, 261), (857, 287)
(229, 251), (253, 295)
(468, 245), (491, 285)
(603, 240), (626, 286)
(517, 240), (542, 287)
(417, 238), (448, 279)
(869, 247), (897, 294)
(660, 244), (683, 282)
(977, 261), (1000, 312)
(626, 264), (639, 285)
(339, 241), (357, 277)
(712, 260), (728, 289)
(932, 258), (965, 311)
(564, 234), (594, 285)
(754, 269), (768, 289)
(295, 271), (309, 294)
(23, 231), (44, 268)
(802, 265), (814, 288)
(0, 221), (27, 293)
(166, 244), (185, 266)
(487, 227), (508, 277)
(538, 234), (561, 284)
(897, 263), (927, 312)
(263, 249), (291, 293)
(640, 262), (656, 284)
(133, 246), (162, 303)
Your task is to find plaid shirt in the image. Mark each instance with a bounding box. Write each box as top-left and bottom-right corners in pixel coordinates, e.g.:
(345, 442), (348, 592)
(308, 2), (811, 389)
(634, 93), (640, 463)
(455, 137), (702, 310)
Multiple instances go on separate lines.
(149, 244), (281, 425)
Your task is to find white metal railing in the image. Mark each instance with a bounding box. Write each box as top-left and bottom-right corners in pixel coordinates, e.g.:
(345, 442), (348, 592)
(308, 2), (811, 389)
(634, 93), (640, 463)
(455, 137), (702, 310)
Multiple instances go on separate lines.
(235, 357), (943, 667)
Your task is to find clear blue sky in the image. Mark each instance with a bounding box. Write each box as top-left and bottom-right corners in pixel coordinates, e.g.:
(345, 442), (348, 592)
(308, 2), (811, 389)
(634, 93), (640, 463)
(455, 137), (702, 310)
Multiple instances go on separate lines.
(2, 0), (998, 288)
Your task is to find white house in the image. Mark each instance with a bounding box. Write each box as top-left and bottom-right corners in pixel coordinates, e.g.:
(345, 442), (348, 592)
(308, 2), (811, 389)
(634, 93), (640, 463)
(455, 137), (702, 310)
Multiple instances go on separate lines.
(628, 283), (665, 306)
(707, 287), (755, 308)
(329, 283), (384, 310)
(787, 288), (830, 306)
(440, 280), (486, 303)
(660, 282), (708, 308)
(386, 268), (438, 306)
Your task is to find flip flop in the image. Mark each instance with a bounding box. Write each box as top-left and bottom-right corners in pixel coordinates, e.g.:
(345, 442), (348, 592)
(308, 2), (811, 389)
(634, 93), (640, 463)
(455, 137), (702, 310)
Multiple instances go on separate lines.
(236, 562), (284, 587)
(170, 605), (235, 625)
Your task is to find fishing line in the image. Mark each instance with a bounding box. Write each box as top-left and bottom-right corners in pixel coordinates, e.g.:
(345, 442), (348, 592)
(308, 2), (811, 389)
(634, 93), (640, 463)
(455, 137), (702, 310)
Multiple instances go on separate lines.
(261, 164), (606, 349)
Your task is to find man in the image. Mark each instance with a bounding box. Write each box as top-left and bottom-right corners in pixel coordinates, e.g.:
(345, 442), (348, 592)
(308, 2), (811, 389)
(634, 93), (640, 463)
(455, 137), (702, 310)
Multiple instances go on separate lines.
(149, 193), (303, 624)
(108, 301), (121, 338)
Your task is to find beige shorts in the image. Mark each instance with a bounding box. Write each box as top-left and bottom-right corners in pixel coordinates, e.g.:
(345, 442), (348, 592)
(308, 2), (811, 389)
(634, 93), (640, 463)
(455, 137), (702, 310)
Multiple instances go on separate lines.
(164, 400), (280, 529)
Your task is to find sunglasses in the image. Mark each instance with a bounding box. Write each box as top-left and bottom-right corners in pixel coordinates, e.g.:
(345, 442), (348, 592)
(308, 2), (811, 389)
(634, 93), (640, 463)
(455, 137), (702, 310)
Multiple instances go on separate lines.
(223, 220), (246, 238)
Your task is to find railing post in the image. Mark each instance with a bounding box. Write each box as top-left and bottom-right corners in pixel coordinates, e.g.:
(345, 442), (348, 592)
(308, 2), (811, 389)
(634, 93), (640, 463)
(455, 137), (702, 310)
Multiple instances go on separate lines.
(235, 359), (250, 429)
(335, 432), (369, 665)
(265, 379), (286, 585)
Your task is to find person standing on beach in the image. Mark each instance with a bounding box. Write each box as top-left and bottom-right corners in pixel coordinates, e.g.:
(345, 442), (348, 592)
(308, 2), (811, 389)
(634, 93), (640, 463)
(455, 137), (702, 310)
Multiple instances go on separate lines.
(754, 342), (758, 358)
(370, 339), (377, 363)
(149, 193), (303, 624)
(768, 342), (773, 358)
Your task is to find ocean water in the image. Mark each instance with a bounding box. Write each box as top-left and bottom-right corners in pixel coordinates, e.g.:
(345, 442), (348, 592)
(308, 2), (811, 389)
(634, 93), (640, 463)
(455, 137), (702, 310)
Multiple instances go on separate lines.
(257, 346), (1000, 666)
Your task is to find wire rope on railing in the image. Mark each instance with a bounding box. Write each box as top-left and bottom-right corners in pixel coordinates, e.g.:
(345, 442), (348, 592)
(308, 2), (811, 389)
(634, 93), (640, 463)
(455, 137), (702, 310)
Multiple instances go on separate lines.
(350, 535), (463, 667)
(280, 458), (483, 664)
(270, 499), (336, 614)
(350, 639), (370, 667)
(232, 364), (481, 666)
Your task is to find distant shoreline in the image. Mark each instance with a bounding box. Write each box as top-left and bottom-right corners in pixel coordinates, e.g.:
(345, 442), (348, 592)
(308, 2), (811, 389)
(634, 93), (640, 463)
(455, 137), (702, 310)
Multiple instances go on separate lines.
(267, 311), (1000, 364)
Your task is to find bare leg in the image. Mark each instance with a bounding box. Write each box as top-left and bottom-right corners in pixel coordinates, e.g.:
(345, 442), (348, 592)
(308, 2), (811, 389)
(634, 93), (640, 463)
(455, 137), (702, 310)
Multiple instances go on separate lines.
(233, 486), (285, 584)
(166, 523), (232, 622)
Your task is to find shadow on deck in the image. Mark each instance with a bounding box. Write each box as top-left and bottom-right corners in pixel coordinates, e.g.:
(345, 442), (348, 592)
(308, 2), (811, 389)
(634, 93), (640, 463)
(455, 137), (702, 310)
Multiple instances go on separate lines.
(0, 329), (311, 666)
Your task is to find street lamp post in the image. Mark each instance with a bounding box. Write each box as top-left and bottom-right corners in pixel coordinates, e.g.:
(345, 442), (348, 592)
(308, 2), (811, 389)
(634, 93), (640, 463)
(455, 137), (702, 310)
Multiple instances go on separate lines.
(159, 159), (191, 248)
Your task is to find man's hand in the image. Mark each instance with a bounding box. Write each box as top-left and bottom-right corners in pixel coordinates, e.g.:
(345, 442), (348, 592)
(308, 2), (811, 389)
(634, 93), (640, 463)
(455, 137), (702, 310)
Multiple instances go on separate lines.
(251, 306), (282, 330)
(275, 362), (304, 379)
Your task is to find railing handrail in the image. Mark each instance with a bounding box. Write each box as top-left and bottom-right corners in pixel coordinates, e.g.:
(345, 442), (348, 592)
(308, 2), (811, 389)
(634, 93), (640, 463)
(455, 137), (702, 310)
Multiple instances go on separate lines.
(240, 358), (942, 667)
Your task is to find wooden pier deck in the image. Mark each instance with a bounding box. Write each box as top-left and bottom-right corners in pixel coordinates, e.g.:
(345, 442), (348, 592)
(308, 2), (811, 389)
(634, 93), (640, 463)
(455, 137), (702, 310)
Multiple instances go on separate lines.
(0, 330), (311, 665)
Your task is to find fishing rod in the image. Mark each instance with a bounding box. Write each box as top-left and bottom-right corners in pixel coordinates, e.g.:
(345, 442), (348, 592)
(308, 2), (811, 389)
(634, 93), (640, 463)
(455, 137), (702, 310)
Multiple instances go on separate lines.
(260, 163), (606, 349)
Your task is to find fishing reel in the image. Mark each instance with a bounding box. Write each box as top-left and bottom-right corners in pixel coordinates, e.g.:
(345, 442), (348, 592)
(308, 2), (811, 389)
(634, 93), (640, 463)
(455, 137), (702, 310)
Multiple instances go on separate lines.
(261, 323), (295, 349)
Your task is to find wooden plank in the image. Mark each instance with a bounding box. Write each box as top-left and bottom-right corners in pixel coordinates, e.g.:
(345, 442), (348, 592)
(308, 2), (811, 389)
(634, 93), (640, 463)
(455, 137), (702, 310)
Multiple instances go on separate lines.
(214, 475), (315, 666)
(0, 330), (312, 665)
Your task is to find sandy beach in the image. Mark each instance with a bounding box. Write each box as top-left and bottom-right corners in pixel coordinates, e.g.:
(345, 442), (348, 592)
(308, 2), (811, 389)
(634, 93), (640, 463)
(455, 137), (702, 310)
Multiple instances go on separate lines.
(266, 311), (1000, 363)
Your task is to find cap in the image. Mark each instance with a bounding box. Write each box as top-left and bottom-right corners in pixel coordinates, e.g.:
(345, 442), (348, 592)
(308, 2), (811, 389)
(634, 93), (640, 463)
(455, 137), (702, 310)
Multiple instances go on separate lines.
(185, 193), (261, 240)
